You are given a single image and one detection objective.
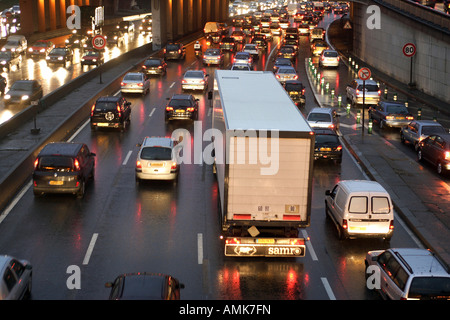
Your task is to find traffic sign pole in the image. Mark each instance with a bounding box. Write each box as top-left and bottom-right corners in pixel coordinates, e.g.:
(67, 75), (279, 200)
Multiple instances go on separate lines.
(403, 43), (416, 87)
(358, 67), (371, 137)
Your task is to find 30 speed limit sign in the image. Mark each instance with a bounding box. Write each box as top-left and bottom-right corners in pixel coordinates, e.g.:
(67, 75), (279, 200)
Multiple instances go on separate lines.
(92, 35), (106, 50)
(403, 43), (416, 57)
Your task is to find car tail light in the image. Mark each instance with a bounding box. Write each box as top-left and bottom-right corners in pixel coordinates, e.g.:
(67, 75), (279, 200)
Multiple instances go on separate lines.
(186, 107), (195, 112)
(178, 49), (181, 54)
(171, 162), (177, 170)
(445, 151), (450, 160)
(356, 89), (360, 96)
(120, 82), (125, 86)
(90, 104), (95, 116)
(182, 79), (187, 83)
(293, 75), (298, 80)
(336, 145), (342, 151)
(389, 220), (394, 230)
(136, 160), (142, 169)
(34, 158), (39, 169)
(342, 219), (348, 229)
(138, 82), (143, 87)
(166, 106), (173, 111)
(74, 159), (81, 171)
(406, 116), (414, 120)
(226, 238), (241, 245)
(117, 106), (122, 117)
(200, 80), (205, 84)
(386, 115), (395, 120)
(378, 90), (381, 96)
(142, 65), (147, 69)
(163, 48), (166, 53)
(276, 74), (280, 79)
(158, 66), (162, 69)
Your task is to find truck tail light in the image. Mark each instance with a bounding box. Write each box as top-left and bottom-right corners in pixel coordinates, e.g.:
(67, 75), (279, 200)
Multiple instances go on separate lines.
(283, 215), (300, 220)
(290, 239), (305, 246)
(389, 220), (394, 230)
(233, 214), (251, 220)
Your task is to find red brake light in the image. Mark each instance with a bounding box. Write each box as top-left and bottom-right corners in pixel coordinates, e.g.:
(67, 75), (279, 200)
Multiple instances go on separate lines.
(445, 151), (450, 160)
(136, 160), (142, 169)
(120, 82), (125, 86)
(34, 158), (39, 169)
(406, 116), (414, 120)
(138, 82), (143, 87)
(166, 106), (173, 111)
(186, 107), (195, 112)
(226, 238), (241, 245)
(342, 219), (348, 229)
(117, 106), (122, 117)
(336, 145), (342, 151)
(171, 162), (177, 170)
(90, 104), (95, 116)
(74, 159), (80, 171)
(389, 220), (394, 230)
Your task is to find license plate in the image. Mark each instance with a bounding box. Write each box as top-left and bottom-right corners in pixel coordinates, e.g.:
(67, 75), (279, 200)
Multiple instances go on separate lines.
(395, 116), (405, 120)
(150, 163), (164, 167)
(349, 226), (366, 231)
(175, 109), (185, 113)
(320, 147), (331, 151)
(49, 180), (64, 186)
(257, 238), (275, 244)
(97, 123), (109, 127)
(291, 91), (298, 95)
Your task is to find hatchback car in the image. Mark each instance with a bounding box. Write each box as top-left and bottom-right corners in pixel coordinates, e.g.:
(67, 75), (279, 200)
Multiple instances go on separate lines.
(313, 128), (342, 163)
(230, 63), (252, 71)
(346, 79), (381, 106)
(365, 248), (450, 300)
(269, 22), (282, 35)
(260, 28), (273, 40)
(276, 45), (297, 62)
(220, 37), (237, 52)
(0, 255), (32, 300)
(232, 51), (253, 66)
(417, 133), (450, 175)
(81, 51), (104, 67)
(27, 40), (54, 59)
(45, 47), (73, 67)
(400, 120), (447, 151)
(251, 34), (267, 49)
(273, 57), (292, 73)
(231, 30), (245, 43)
(141, 58), (167, 76)
(4, 80), (43, 106)
(105, 30), (125, 47)
(283, 80), (305, 107)
(165, 94), (199, 122)
(164, 42), (186, 60)
(319, 49), (339, 68)
(275, 66), (298, 83)
(121, 72), (150, 95)
(90, 96), (131, 131)
(311, 40), (328, 56)
(369, 101), (413, 129)
(0, 51), (21, 71)
(65, 33), (87, 48)
(242, 44), (259, 60)
(105, 272), (184, 300)
(181, 70), (208, 92)
(135, 137), (179, 182)
(202, 48), (224, 66)
(307, 107), (339, 131)
(32, 142), (95, 198)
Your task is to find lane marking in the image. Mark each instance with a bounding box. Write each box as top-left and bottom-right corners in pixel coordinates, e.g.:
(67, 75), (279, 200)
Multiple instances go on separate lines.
(122, 150), (133, 165)
(68, 119), (90, 142)
(169, 82), (175, 88)
(197, 233), (203, 264)
(148, 107), (156, 118)
(0, 180), (32, 224)
(301, 229), (318, 261)
(83, 233), (98, 265)
(321, 277), (336, 300)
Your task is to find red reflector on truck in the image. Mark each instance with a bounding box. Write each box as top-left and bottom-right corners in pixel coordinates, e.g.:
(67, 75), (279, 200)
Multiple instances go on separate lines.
(233, 214), (251, 220)
(283, 215), (301, 221)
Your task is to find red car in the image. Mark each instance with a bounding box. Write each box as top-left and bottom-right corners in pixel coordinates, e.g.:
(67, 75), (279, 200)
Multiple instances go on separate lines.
(81, 51), (104, 67)
(27, 40), (54, 59)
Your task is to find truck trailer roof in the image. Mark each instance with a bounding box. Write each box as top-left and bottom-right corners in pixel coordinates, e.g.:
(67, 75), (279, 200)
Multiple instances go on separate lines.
(214, 70), (312, 133)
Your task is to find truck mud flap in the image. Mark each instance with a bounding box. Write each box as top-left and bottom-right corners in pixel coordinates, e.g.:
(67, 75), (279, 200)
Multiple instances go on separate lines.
(224, 238), (305, 257)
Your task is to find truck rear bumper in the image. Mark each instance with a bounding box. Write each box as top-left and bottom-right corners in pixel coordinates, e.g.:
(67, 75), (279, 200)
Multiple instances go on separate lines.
(224, 237), (305, 257)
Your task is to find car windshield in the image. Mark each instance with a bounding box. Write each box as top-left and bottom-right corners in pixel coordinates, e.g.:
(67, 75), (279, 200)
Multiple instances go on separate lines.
(422, 126), (446, 135)
(169, 98), (193, 107)
(285, 83), (303, 91)
(386, 105), (408, 114)
(408, 277), (450, 299)
(37, 156), (74, 171)
(141, 147), (173, 161)
(124, 74), (143, 81)
(309, 113), (331, 122)
(51, 48), (67, 55)
(279, 68), (296, 74)
(11, 82), (33, 91)
(315, 135), (339, 144)
(184, 71), (203, 78)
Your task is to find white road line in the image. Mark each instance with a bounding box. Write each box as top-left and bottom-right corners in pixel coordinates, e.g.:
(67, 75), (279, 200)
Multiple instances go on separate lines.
(301, 230), (318, 261)
(0, 180), (32, 224)
(207, 108), (212, 117)
(68, 119), (90, 142)
(122, 150), (133, 165)
(169, 82), (176, 88)
(148, 107), (156, 117)
(83, 233), (98, 265)
(197, 233), (203, 264)
(113, 90), (121, 96)
(321, 277), (336, 300)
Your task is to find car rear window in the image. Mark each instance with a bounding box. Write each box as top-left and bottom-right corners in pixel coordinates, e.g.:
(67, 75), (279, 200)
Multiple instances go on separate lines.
(37, 156), (74, 171)
(386, 105), (408, 114)
(144, 59), (161, 67)
(358, 84), (379, 91)
(184, 71), (203, 78)
(324, 51), (338, 57)
(315, 134), (339, 144)
(168, 99), (193, 107)
(408, 277), (450, 299)
(95, 102), (117, 110)
(124, 74), (142, 81)
(141, 147), (173, 161)
(284, 83), (303, 91)
(308, 113), (332, 122)
(166, 44), (180, 51)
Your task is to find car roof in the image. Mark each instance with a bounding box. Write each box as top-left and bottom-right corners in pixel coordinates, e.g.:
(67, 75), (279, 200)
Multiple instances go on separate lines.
(390, 248), (450, 276)
(309, 107), (334, 114)
(354, 79), (377, 85)
(39, 142), (83, 156)
(120, 273), (168, 299)
(142, 137), (173, 148)
(339, 180), (389, 193)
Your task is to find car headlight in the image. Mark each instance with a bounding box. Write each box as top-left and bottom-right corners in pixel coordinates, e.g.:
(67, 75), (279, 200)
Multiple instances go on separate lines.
(28, 48), (33, 52)
(92, 59), (97, 62)
(4, 94), (10, 99)
(58, 56), (63, 60)
(46, 56), (50, 60)
(65, 39), (69, 43)
(40, 48), (45, 52)
(1, 61), (6, 65)
(10, 48), (15, 52)
(22, 95), (29, 100)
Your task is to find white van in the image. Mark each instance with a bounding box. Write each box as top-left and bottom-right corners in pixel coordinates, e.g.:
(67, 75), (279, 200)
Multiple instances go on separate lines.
(1, 35), (27, 55)
(203, 22), (220, 35)
(325, 180), (394, 241)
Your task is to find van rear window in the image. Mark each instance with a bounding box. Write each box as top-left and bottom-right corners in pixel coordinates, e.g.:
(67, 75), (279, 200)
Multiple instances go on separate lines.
(348, 196), (368, 213)
(372, 197), (390, 214)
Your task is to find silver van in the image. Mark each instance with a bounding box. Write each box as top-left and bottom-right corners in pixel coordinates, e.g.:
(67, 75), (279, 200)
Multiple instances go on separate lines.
(325, 180), (394, 240)
(1, 35), (27, 55)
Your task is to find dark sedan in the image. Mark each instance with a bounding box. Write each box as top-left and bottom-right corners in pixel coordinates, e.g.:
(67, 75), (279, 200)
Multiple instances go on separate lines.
(313, 128), (343, 163)
(4, 80), (43, 106)
(417, 133), (450, 175)
(369, 101), (414, 129)
(0, 51), (21, 71)
(141, 58), (167, 76)
(283, 80), (306, 107)
(165, 94), (199, 122)
(64, 33), (87, 48)
(45, 47), (73, 67)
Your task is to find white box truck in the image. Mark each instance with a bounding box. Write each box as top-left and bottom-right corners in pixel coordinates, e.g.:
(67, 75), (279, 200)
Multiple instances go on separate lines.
(211, 70), (314, 257)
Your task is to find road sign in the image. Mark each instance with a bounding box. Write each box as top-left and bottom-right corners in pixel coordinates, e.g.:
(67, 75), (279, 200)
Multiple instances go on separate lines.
(403, 43), (416, 57)
(92, 34), (106, 50)
(343, 20), (352, 29)
(358, 67), (371, 81)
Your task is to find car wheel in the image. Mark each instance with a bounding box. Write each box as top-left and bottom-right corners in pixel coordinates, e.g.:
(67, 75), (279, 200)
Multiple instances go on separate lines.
(417, 149), (423, 162)
(437, 162), (443, 175)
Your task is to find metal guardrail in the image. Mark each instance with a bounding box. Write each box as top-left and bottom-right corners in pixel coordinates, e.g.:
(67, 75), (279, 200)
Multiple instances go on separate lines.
(374, 0), (450, 34)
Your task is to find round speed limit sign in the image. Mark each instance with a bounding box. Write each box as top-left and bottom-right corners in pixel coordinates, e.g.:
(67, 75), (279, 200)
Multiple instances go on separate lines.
(92, 35), (106, 50)
(403, 43), (416, 57)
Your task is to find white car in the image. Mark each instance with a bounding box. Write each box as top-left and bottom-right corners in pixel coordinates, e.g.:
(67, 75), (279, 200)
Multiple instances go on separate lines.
(319, 49), (340, 68)
(181, 70), (209, 92)
(135, 136), (179, 182)
(232, 51), (253, 67)
(0, 255), (32, 300)
(121, 72), (150, 95)
(242, 44), (259, 60)
(231, 63), (252, 71)
(275, 66), (298, 82)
